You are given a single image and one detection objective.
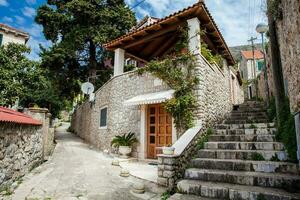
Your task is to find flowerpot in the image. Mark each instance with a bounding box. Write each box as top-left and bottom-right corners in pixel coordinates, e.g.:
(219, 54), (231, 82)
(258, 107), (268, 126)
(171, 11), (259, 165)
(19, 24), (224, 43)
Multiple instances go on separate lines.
(119, 146), (132, 158)
(162, 146), (175, 155)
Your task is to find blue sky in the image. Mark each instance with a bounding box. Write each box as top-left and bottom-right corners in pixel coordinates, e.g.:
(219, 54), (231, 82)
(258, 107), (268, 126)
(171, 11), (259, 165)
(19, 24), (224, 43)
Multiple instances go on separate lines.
(0, 0), (267, 60)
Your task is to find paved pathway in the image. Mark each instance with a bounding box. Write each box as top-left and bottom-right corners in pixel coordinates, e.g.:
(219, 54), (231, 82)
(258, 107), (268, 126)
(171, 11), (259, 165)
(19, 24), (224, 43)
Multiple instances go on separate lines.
(8, 123), (163, 200)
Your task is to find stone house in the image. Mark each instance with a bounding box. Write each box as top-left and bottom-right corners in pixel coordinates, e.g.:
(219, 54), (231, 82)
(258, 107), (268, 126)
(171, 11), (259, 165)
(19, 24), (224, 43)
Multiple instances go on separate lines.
(0, 23), (29, 46)
(239, 50), (265, 99)
(71, 1), (244, 160)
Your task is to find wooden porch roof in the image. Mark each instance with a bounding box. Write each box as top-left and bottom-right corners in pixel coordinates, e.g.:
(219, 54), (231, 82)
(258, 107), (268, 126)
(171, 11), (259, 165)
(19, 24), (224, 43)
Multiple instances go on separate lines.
(104, 1), (235, 65)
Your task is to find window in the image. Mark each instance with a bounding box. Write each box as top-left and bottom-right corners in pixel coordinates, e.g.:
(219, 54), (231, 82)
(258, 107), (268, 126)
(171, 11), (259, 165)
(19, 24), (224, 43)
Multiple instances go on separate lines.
(99, 106), (108, 128)
(0, 34), (3, 46)
(257, 60), (264, 71)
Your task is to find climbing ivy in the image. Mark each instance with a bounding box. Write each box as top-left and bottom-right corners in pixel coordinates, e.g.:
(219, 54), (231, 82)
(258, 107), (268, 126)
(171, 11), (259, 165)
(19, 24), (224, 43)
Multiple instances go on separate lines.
(268, 0), (283, 20)
(138, 53), (199, 132)
(201, 43), (223, 68)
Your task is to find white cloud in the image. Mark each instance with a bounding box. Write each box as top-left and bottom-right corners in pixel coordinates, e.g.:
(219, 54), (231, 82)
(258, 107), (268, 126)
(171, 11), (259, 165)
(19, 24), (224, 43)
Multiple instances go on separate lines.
(22, 24), (43, 38)
(15, 16), (25, 25)
(127, 0), (267, 47)
(2, 16), (13, 23)
(22, 7), (36, 18)
(25, 0), (36, 5)
(0, 0), (8, 6)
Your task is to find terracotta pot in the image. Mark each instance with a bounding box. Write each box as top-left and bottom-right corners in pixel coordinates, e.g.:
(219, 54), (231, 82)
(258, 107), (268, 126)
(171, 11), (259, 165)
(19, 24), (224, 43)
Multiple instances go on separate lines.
(162, 146), (175, 155)
(119, 146), (132, 158)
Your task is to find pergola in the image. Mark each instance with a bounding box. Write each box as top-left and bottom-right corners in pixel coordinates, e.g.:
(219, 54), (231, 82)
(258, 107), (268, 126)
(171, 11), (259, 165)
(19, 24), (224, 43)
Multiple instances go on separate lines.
(104, 0), (235, 76)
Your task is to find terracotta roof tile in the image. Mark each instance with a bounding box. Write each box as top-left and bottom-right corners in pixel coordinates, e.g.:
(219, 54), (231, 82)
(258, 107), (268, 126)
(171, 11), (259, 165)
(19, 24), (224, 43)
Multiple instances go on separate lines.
(241, 50), (264, 60)
(0, 107), (42, 126)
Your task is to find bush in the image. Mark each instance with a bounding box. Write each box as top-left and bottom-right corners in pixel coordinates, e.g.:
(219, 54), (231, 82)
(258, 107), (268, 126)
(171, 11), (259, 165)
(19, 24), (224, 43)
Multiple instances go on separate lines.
(111, 132), (138, 147)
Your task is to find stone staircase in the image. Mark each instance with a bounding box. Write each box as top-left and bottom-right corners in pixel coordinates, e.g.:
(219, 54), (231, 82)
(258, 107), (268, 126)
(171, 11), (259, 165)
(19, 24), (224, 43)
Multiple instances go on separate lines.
(170, 101), (300, 200)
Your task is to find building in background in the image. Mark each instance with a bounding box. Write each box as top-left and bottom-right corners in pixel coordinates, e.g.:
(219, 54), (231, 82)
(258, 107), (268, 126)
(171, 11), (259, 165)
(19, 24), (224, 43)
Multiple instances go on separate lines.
(0, 23), (29, 46)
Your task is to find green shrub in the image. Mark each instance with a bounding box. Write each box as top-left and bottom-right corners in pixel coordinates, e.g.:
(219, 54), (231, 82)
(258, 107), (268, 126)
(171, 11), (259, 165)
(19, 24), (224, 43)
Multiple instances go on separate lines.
(251, 152), (265, 161)
(161, 191), (171, 200)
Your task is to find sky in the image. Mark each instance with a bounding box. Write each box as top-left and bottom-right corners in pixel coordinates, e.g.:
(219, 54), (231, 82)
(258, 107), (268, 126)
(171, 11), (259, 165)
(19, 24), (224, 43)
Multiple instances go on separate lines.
(0, 0), (267, 60)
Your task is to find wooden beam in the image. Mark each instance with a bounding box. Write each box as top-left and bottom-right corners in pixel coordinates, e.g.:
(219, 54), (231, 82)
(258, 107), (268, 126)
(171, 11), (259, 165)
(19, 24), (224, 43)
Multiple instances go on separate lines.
(150, 34), (178, 58)
(122, 22), (184, 49)
(125, 52), (148, 63)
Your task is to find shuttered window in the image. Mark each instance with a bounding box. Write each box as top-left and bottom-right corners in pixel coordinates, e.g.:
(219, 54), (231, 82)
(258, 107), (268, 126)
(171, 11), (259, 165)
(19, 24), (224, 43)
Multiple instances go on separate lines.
(100, 106), (108, 128)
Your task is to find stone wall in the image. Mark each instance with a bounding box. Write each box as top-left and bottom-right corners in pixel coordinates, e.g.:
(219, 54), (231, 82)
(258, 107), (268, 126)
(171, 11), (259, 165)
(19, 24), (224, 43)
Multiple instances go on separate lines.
(194, 55), (239, 127)
(71, 55), (243, 158)
(276, 0), (300, 113)
(0, 123), (43, 187)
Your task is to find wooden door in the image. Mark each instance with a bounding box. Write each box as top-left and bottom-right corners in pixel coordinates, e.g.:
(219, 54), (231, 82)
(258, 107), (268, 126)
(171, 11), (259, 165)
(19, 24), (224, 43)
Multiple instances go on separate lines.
(147, 104), (172, 159)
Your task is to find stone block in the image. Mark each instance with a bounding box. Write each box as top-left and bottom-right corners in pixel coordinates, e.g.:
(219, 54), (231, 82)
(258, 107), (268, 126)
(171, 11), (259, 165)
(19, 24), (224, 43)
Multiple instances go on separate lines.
(163, 170), (175, 178)
(157, 177), (168, 186)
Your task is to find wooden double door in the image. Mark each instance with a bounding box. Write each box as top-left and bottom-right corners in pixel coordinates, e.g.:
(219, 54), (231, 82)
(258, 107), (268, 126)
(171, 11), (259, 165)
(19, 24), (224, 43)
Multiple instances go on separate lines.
(147, 104), (172, 159)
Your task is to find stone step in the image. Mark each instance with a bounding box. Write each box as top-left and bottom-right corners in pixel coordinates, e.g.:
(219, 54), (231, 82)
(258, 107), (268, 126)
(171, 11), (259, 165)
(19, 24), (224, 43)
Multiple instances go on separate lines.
(215, 123), (275, 129)
(190, 158), (299, 174)
(215, 128), (276, 135)
(204, 142), (284, 151)
(227, 116), (268, 121)
(169, 193), (215, 200)
(177, 180), (300, 200)
(184, 168), (300, 190)
(197, 149), (288, 161)
(208, 134), (275, 142)
(224, 119), (270, 124)
(230, 112), (267, 117)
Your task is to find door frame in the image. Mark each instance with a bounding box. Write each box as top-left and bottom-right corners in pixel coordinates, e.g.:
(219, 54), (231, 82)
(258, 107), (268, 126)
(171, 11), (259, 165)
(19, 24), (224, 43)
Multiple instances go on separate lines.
(138, 104), (177, 160)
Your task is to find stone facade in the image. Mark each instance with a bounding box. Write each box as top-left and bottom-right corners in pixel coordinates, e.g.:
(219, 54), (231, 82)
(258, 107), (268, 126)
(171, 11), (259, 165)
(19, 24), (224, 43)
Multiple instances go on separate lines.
(71, 54), (243, 159)
(71, 71), (169, 157)
(0, 124), (43, 187)
(276, 0), (300, 113)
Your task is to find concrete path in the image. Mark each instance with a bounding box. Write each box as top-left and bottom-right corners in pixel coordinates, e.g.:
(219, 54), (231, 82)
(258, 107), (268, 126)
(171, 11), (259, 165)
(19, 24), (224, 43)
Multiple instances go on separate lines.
(8, 123), (164, 200)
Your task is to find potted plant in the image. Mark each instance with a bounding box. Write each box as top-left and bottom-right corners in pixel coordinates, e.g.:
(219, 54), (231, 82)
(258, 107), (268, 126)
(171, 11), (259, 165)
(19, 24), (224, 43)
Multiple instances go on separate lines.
(162, 144), (175, 155)
(111, 132), (138, 158)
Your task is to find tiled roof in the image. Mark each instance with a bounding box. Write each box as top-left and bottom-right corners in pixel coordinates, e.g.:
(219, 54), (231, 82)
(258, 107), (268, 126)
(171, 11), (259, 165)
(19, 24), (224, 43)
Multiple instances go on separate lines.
(104, 0), (235, 65)
(0, 107), (42, 126)
(241, 50), (264, 60)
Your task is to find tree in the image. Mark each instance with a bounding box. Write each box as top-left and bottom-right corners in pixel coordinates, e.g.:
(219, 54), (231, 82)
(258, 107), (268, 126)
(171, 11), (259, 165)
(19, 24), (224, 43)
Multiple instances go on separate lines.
(0, 43), (63, 117)
(35, 0), (136, 98)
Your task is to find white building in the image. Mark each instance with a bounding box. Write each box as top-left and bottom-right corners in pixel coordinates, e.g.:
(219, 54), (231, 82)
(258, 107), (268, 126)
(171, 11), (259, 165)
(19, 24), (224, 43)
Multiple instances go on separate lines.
(0, 23), (29, 46)
(240, 50), (264, 99)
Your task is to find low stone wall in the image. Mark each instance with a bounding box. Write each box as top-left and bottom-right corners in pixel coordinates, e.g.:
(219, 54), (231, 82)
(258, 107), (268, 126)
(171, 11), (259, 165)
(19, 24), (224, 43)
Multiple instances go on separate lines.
(0, 108), (55, 188)
(0, 123), (43, 187)
(157, 128), (206, 190)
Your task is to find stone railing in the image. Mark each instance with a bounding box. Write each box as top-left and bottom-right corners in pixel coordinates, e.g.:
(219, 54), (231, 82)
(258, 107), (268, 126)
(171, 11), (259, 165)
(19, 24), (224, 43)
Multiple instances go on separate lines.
(157, 123), (204, 191)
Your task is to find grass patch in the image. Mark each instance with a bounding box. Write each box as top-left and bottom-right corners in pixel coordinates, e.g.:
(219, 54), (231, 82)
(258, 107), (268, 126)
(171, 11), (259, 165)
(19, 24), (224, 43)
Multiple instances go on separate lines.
(197, 128), (214, 150)
(251, 152), (265, 161)
(161, 191), (171, 200)
(0, 185), (13, 196)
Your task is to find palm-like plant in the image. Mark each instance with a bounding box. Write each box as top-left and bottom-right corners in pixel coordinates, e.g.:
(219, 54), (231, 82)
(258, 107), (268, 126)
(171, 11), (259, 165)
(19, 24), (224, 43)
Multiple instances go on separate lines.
(111, 132), (138, 147)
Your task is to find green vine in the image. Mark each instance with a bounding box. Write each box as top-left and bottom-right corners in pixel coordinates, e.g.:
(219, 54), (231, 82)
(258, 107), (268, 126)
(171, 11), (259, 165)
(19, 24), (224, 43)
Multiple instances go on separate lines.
(201, 43), (223, 68)
(138, 53), (199, 132)
(268, 0), (282, 20)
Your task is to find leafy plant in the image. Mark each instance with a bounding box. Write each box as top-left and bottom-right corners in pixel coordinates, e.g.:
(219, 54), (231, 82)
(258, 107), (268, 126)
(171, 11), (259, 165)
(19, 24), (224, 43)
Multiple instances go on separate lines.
(249, 124), (257, 129)
(197, 128), (214, 150)
(201, 43), (223, 68)
(270, 154), (280, 162)
(161, 191), (171, 200)
(111, 132), (138, 147)
(251, 152), (265, 161)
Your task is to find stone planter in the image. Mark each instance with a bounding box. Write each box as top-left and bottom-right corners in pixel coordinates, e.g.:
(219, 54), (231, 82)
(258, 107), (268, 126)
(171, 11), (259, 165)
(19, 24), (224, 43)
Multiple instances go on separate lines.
(119, 146), (132, 158)
(162, 147), (175, 155)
